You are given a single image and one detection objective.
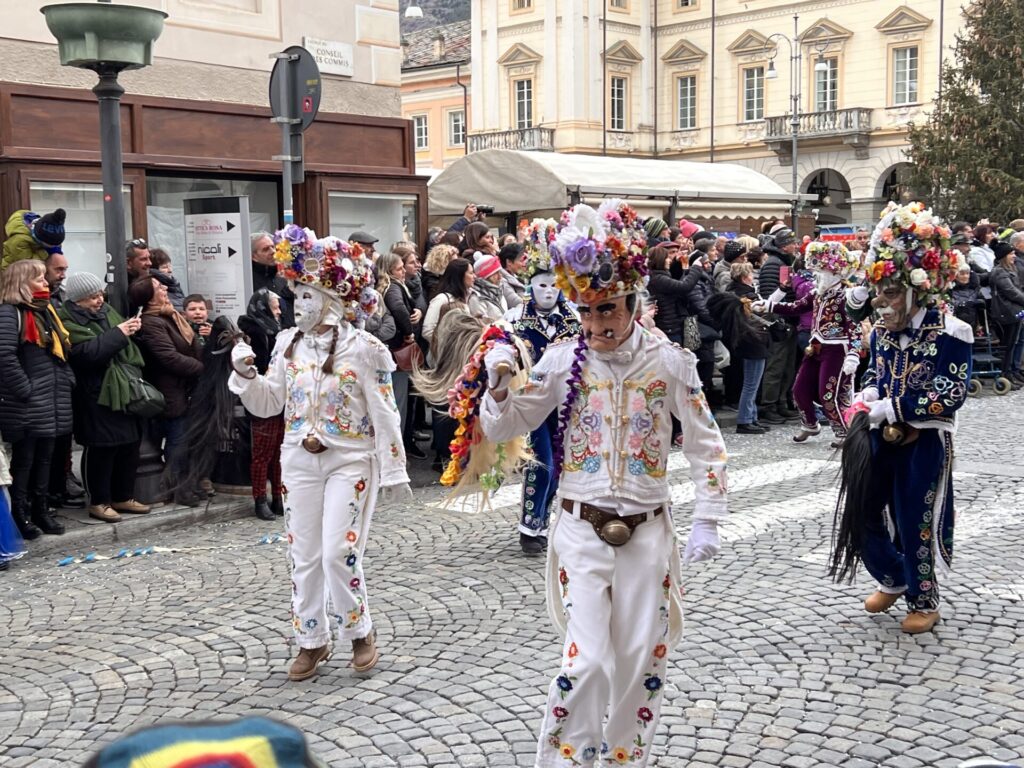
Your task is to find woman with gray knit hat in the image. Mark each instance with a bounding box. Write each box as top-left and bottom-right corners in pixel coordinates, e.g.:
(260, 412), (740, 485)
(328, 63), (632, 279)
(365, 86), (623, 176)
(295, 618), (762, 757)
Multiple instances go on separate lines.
(57, 272), (151, 522)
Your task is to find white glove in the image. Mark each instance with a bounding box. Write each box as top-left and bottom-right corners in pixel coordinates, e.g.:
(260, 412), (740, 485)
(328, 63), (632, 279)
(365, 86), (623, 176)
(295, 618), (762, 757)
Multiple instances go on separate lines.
(682, 519), (720, 564)
(231, 341), (256, 373)
(750, 300), (769, 314)
(847, 284), (870, 308)
(867, 398), (891, 427)
(853, 386), (880, 406)
(841, 351), (860, 376)
(379, 483), (413, 507)
(484, 344), (517, 391)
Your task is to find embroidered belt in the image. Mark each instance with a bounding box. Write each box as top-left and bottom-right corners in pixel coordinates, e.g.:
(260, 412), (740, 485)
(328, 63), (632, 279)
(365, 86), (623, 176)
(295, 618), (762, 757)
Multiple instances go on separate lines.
(561, 498), (663, 547)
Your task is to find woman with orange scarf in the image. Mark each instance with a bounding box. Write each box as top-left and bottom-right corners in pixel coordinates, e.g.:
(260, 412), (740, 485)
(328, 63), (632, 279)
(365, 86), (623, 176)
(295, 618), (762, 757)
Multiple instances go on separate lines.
(0, 260), (75, 539)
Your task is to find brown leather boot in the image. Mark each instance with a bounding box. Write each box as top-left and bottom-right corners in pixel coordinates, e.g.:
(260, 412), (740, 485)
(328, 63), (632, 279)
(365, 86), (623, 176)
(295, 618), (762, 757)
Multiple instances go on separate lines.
(901, 611), (940, 634)
(864, 590), (903, 613)
(352, 632), (379, 672)
(288, 645), (330, 681)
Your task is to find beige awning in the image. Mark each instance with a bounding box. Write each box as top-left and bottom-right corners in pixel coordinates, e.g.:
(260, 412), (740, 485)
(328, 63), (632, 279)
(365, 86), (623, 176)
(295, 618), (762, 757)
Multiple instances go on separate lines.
(428, 149), (806, 220)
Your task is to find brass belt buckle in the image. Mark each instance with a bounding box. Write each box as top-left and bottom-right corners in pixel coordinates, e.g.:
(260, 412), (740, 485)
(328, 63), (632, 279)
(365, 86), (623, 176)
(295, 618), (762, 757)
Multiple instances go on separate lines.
(302, 433), (325, 454)
(599, 518), (632, 547)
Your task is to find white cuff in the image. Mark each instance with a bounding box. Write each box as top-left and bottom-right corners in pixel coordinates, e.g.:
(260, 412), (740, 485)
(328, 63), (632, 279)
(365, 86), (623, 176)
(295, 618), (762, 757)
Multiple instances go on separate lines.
(227, 371), (253, 395)
(883, 397), (897, 425)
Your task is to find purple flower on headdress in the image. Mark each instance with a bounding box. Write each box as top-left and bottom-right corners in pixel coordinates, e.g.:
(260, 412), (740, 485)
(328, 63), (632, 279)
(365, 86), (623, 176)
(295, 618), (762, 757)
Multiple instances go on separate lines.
(562, 238), (599, 274)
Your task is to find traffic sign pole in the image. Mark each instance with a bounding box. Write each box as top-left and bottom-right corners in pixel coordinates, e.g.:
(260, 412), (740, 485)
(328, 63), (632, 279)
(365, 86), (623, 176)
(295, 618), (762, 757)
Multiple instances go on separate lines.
(269, 46), (321, 228)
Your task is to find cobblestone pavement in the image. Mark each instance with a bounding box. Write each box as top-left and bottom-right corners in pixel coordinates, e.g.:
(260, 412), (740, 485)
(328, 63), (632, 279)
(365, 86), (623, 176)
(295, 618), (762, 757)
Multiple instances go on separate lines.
(2, 390), (1023, 768)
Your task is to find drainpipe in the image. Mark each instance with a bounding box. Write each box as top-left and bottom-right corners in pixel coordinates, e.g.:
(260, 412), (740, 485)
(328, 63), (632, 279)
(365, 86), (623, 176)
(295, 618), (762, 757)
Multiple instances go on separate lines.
(652, 0), (658, 157)
(457, 61), (469, 154)
(709, 0), (716, 162)
(602, 0), (608, 156)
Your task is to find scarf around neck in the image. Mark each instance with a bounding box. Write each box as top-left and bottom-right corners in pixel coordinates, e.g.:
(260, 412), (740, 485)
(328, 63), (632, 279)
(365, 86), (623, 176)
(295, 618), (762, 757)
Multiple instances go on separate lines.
(144, 303), (195, 345)
(20, 290), (70, 361)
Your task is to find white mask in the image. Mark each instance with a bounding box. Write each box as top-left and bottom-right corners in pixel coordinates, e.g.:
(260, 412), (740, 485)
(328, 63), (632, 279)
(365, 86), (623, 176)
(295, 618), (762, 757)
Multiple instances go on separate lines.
(293, 287), (328, 332)
(530, 274), (560, 311)
(814, 271), (841, 292)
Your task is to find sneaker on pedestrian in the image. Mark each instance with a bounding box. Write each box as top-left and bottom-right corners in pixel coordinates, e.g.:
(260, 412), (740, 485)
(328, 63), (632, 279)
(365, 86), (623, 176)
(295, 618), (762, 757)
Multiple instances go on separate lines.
(50, 493), (85, 509)
(792, 423), (821, 443)
(88, 504), (121, 523)
(736, 423), (767, 435)
(777, 406), (801, 421)
(111, 499), (150, 514)
(288, 645), (330, 681)
(752, 422), (772, 432)
(759, 409), (786, 425)
(65, 474), (86, 499)
(254, 496), (275, 521)
(405, 443), (427, 460)
(351, 633), (379, 672)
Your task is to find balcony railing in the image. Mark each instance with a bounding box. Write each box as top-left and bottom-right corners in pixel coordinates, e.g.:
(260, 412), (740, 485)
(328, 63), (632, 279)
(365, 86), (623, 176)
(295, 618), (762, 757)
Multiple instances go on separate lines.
(764, 107), (873, 159)
(468, 126), (555, 152)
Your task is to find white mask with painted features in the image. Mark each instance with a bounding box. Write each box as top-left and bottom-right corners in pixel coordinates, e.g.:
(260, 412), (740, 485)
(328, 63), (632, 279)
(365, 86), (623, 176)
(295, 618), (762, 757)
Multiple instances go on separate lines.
(293, 287), (328, 332)
(530, 273), (560, 312)
(814, 270), (841, 292)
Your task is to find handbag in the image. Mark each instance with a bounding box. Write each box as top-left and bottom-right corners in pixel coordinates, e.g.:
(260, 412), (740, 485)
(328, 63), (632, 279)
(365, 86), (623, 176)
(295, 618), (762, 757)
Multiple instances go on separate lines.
(121, 362), (166, 418)
(392, 340), (424, 372)
(682, 315), (701, 351)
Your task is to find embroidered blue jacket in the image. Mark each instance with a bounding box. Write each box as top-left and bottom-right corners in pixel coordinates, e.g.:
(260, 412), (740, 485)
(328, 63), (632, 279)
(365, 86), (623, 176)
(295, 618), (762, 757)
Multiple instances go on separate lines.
(862, 308), (973, 430)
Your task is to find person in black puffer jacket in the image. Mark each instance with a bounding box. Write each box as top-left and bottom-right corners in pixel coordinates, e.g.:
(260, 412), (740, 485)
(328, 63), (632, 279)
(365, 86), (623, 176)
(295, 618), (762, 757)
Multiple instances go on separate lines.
(646, 245), (701, 344)
(757, 227), (801, 422)
(0, 259), (75, 539)
(686, 249), (719, 401)
(57, 272), (150, 524)
(237, 288), (285, 520)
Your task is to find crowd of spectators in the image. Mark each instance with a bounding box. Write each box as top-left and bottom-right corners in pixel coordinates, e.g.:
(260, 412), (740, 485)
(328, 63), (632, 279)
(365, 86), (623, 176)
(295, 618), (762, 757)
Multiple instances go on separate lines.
(3, 201), (1022, 568)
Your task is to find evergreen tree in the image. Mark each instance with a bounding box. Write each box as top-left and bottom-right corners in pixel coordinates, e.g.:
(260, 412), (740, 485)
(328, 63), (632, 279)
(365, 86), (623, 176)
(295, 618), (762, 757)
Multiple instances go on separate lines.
(905, 0), (1024, 222)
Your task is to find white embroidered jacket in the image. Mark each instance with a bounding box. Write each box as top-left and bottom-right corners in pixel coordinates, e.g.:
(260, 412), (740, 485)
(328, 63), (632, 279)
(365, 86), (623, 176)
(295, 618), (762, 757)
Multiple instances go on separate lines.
(228, 326), (409, 487)
(480, 326), (729, 520)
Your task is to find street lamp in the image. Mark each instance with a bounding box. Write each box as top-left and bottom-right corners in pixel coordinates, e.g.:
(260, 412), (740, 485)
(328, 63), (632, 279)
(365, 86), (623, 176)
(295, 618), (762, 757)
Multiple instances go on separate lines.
(40, 0), (166, 313)
(763, 17), (830, 238)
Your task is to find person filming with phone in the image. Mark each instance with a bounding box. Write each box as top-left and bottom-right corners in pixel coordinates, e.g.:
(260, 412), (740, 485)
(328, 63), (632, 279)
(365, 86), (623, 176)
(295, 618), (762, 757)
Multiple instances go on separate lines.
(756, 227), (802, 425)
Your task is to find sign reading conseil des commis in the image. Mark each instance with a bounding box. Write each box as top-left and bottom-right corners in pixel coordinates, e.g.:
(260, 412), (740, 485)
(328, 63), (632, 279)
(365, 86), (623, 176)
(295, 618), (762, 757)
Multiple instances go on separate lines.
(302, 36), (354, 78)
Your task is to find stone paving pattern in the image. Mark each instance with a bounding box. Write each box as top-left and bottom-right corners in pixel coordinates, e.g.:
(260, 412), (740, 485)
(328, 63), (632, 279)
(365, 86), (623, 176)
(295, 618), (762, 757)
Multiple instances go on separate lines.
(1, 390), (1023, 767)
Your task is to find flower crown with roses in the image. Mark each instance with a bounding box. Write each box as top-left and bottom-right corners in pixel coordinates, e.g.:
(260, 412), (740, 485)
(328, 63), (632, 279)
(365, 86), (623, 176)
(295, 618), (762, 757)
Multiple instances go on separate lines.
(274, 225), (378, 323)
(548, 200), (648, 306)
(865, 201), (965, 305)
(517, 217), (559, 281)
(804, 240), (861, 278)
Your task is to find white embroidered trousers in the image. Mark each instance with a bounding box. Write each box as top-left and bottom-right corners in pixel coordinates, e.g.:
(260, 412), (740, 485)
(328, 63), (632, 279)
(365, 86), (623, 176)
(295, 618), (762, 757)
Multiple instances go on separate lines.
(536, 510), (675, 768)
(281, 445), (379, 649)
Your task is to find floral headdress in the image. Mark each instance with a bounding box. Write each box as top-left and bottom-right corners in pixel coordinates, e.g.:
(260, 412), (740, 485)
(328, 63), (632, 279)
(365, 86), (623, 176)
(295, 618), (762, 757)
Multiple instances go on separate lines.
(548, 200), (648, 305)
(274, 225), (378, 323)
(518, 217), (558, 281)
(804, 240), (860, 278)
(865, 201), (964, 305)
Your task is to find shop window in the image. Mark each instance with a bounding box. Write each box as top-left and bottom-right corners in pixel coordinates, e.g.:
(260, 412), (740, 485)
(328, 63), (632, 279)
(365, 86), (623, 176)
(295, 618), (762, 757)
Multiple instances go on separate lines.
(29, 181), (132, 284)
(329, 192), (417, 254)
(146, 176), (279, 293)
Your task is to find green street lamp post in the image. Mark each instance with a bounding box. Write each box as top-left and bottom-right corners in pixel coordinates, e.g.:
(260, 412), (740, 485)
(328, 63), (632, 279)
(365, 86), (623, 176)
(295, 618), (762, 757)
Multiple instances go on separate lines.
(40, 0), (166, 313)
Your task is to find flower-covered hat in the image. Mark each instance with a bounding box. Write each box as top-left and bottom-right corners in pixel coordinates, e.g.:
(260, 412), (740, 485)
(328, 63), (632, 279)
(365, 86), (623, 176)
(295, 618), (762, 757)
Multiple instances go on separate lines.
(804, 240), (860, 278)
(517, 217), (558, 280)
(274, 225), (378, 322)
(549, 200), (648, 305)
(865, 201), (965, 305)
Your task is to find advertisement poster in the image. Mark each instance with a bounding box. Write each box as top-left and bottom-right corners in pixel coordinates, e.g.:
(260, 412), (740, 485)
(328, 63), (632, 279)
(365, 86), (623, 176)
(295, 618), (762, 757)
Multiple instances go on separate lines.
(183, 197), (252, 319)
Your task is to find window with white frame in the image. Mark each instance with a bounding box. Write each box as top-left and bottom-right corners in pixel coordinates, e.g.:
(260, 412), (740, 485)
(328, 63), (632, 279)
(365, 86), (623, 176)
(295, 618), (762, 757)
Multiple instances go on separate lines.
(892, 46), (919, 105)
(677, 75), (696, 129)
(447, 110), (465, 146)
(514, 79), (533, 129)
(610, 76), (628, 131)
(413, 114), (428, 151)
(814, 58), (838, 112)
(609, 0), (628, 8)
(678, 0), (696, 6)
(742, 66), (764, 122)
(511, 0), (531, 10)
